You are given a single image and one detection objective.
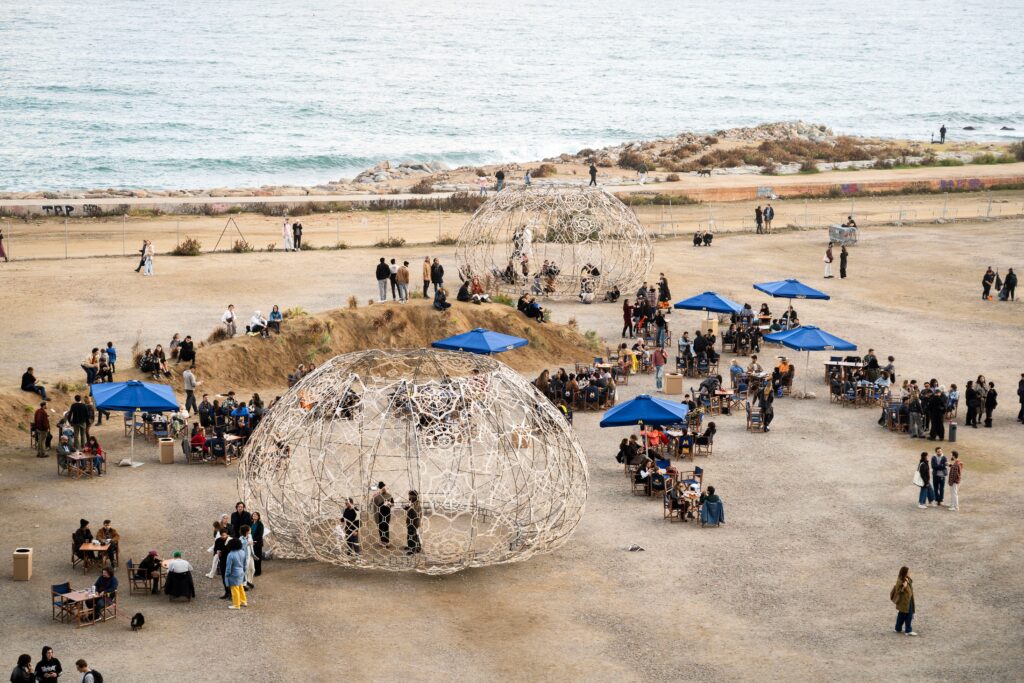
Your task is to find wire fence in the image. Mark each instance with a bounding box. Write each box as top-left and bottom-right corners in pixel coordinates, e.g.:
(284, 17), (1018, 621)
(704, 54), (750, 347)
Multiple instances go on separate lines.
(2, 191), (1022, 261)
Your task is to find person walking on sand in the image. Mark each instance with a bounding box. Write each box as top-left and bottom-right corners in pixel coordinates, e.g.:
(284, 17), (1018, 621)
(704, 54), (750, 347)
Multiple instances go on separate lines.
(281, 217), (293, 251)
(422, 256), (431, 298)
(939, 124), (947, 144)
(823, 242), (835, 278)
(840, 245), (849, 279)
(890, 566), (918, 635)
(947, 451), (963, 511)
(764, 203), (774, 232)
(916, 452), (935, 508)
(134, 239), (148, 272)
(589, 163), (598, 186)
(755, 205), (764, 234)
(375, 257), (390, 303)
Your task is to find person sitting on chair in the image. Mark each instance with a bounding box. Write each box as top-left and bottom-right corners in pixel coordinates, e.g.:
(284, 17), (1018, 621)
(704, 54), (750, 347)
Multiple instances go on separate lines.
(88, 567), (118, 621)
(696, 421), (716, 446)
(136, 550), (162, 595)
(73, 519), (94, 564)
(635, 458), (655, 494)
(95, 519), (119, 564)
(670, 481), (692, 520)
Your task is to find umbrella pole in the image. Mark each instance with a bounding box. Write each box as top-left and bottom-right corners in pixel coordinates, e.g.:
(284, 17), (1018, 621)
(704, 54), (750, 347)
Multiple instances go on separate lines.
(804, 350), (810, 396)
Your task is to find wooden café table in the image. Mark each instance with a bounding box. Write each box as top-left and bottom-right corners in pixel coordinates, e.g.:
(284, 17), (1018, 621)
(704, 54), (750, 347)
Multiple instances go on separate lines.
(57, 588), (103, 627)
(64, 452), (96, 479)
(78, 542), (110, 571)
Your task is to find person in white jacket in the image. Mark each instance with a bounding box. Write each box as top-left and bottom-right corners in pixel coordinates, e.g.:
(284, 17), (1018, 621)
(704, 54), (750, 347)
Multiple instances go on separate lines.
(222, 305), (237, 337)
(282, 218), (294, 251)
(248, 311), (268, 338)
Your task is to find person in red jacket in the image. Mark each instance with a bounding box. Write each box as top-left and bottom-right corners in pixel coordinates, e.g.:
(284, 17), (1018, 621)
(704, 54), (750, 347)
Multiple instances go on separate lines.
(33, 401), (50, 457)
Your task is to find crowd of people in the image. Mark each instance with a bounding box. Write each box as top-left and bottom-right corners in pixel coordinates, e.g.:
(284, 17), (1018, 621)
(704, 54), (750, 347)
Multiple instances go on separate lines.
(981, 266), (1017, 301)
(221, 303), (284, 339)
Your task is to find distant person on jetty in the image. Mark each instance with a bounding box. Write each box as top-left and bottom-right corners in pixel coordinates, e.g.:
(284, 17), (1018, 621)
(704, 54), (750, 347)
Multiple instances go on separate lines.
(940, 124), (947, 144)
(495, 169), (506, 192)
(422, 256), (431, 297)
(222, 304), (237, 337)
(823, 242), (835, 278)
(755, 205), (764, 234)
(588, 163), (598, 186)
(281, 217), (293, 251)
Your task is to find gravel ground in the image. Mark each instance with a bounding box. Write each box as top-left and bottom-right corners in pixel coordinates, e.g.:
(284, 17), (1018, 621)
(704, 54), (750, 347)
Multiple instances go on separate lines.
(0, 219), (1022, 681)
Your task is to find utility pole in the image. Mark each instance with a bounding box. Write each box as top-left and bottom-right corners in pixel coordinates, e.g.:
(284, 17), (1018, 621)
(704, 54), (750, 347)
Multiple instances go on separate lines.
(122, 214), (126, 256)
(64, 216), (68, 259)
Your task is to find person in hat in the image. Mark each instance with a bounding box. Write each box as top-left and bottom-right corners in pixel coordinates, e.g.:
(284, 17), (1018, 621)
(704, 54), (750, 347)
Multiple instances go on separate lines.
(166, 550), (192, 573)
(372, 482), (394, 547)
(136, 550), (162, 594)
(72, 519), (94, 565)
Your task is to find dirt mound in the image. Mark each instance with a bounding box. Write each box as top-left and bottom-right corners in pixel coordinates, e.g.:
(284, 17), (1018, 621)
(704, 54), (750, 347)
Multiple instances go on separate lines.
(0, 302), (597, 442)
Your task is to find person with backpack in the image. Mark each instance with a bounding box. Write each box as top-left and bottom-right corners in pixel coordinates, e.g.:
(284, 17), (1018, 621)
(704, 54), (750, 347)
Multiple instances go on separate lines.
(890, 566), (917, 635)
(75, 659), (102, 682)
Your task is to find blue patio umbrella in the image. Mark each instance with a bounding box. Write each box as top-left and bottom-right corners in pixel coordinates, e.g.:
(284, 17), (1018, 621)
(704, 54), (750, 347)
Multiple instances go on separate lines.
(753, 278), (830, 301)
(91, 380), (179, 464)
(431, 328), (529, 354)
(673, 291), (743, 319)
(600, 394), (689, 427)
(763, 325), (856, 395)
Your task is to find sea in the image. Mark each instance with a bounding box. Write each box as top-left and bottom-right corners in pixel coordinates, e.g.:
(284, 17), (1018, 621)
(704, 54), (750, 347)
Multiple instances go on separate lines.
(1, 0), (1021, 191)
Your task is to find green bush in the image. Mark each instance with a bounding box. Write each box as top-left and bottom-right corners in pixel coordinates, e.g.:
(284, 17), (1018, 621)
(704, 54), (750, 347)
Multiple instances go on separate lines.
(1011, 141), (1024, 161)
(531, 163), (557, 178)
(491, 293), (515, 307)
(434, 234), (458, 246)
(299, 240), (316, 251)
(374, 237), (406, 248)
(170, 236), (203, 256)
(971, 153), (1013, 165)
(799, 160), (820, 173)
(231, 239), (254, 253)
(409, 178), (435, 194)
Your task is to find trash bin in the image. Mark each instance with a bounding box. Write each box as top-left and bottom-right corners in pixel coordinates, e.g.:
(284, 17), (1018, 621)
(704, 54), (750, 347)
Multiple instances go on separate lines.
(159, 437), (175, 464)
(13, 548), (32, 581)
(948, 421), (956, 443)
(664, 373), (683, 395)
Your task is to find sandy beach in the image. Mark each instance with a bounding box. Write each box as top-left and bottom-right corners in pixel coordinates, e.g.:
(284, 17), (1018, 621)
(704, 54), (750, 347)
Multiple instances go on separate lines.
(1, 214), (1022, 680)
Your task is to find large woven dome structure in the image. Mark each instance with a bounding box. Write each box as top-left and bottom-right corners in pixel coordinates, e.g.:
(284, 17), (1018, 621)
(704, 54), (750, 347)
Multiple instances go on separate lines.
(456, 185), (653, 297)
(238, 349), (588, 575)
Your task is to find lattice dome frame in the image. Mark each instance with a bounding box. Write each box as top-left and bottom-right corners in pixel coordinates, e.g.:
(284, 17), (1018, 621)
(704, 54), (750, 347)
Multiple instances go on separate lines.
(238, 349), (589, 575)
(455, 185), (654, 297)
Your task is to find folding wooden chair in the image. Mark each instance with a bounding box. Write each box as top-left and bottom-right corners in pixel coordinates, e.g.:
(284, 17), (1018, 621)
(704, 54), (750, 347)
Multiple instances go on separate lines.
(696, 433), (714, 458)
(51, 582), (72, 623)
(745, 402), (763, 431)
(126, 559), (152, 595)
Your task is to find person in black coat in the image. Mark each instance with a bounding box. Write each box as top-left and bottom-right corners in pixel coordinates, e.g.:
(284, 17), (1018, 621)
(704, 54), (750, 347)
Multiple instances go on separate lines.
(981, 267), (995, 299)
(213, 528), (231, 598)
(177, 336), (196, 368)
(964, 380), (981, 427)
(927, 391), (946, 440)
(839, 245), (849, 279)
(984, 382), (998, 427)
(430, 259), (444, 294)
(230, 501), (252, 537)
(1017, 374), (1024, 423)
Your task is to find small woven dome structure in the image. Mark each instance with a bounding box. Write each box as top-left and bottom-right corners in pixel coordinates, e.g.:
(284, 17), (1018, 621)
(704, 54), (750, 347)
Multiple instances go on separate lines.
(456, 185), (653, 297)
(238, 349), (588, 575)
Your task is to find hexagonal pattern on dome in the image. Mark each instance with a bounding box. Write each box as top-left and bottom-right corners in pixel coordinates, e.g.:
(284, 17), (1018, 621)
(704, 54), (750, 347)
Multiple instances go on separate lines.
(237, 349), (589, 575)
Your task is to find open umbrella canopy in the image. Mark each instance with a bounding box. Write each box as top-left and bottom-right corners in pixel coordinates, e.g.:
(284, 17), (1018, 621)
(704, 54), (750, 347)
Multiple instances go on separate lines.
(753, 279), (831, 300)
(763, 325), (856, 351)
(600, 394), (689, 427)
(431, 328), (529, 355)
(673, 291), (743, 314)
(90, 380), (179, 412)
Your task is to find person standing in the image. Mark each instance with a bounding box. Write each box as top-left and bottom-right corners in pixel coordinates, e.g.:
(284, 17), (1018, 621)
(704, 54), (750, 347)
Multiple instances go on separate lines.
(823, 242), (835, 278)
(33, 401), (50, 457)
(430, 257), (444, 295)
(654, 310), (668, 348)
(754, 205), (764, 234)
(495, 169), (505, 192)
(939, 124), (947, 144)
(68, 394), (89, 449)
(230, 501), (253, 538)
(839, 245), (849, 279)
(927, 390), (946, 440)
(142, 240), (154, 276)
(134, 239), (148, 272)
(1017, 373), (1024, 423)
(930, 448), (948, 506)
(222, 304), (237, 337)
(981, 267), (995, 300)
(1003, 268), (1017, 301)
(759, 381), (775, 432)
(916, 452), (934, 508)
(372, 482), (394, 547)
(250, 511), (265, 577)
(375, 257), (390, 303)
(396, 261), (410, 303)
(764, 203), (774, 232)
(10, 655), (33, 683)
(0, 228), (8, 262)
(653, 346), (667, 391)
(282, 217), (294, 251)
(947, 451), (963, 511)
(588, 163), (598, 186)
(637, 162), (648, 185)
(224, 538), (247, 609)
(524, 169), (532, 187)
(984, 381), (998, 427)
(183, 367), (199, 414)
(422, 256), (431, 298)
(622, 299), (634, 338)
(405, 490), (422, 555)
(964, 380), (980, 427)
(342, 498), (360, 554)
(389, 258), (399, 300)
(34, 646), (61, 682)
(890, 566), (917, 635)
(292, 221), (303, 250)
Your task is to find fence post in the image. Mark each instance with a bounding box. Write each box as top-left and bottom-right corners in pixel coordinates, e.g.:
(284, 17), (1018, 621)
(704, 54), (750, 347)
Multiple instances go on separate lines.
(332, 211), (338, 246)
(438, 205), (442, 240)
(387, 208), (391, 241)
(986, 193), (992, 219)
(122, 214), (126, 256)
(6, 220), (11, 260)
(942, 193), (948, 220)
(804, 200), (808, 228)
(64, 216), (68, 259)
(176, 220), (180, 248)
